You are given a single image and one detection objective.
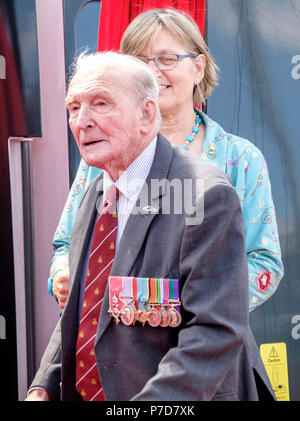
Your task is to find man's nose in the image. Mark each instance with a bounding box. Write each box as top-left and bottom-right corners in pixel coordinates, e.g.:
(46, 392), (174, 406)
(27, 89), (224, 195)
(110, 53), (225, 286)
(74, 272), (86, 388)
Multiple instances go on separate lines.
(76, 104), (94, 129)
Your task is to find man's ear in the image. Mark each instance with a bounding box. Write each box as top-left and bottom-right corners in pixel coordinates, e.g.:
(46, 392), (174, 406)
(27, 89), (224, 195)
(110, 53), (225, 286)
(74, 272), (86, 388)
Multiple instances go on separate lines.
(193, 54), (206, 85)
(140, 97), (158, 134)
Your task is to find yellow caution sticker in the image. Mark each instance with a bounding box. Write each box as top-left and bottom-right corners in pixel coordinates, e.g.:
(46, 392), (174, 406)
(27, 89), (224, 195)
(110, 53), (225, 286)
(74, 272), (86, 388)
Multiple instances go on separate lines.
(260, 342), (290, 401)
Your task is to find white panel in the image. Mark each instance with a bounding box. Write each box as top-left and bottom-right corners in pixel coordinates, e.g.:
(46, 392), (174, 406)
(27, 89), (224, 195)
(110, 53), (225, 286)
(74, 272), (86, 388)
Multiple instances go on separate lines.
(33, 0), (69, 384)
(8, 137), (30, 401)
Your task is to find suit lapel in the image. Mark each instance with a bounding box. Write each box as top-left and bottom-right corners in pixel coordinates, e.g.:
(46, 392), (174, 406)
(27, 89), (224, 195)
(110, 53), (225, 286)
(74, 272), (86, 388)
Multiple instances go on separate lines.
(96, 134), (174, 343)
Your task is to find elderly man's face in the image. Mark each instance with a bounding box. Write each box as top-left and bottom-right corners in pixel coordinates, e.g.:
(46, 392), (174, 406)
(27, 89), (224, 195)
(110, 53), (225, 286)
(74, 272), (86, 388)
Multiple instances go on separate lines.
(66, 68), (147, 180)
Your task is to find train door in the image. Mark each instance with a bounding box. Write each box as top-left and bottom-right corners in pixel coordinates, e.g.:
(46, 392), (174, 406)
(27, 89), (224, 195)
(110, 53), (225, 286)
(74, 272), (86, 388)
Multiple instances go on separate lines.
(0, 0), (41, 400)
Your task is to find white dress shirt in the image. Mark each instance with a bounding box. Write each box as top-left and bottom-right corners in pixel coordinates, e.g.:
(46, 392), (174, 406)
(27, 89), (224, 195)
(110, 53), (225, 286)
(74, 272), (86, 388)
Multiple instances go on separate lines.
(102, 136), (157, 247)
(77, 136), (157, 316)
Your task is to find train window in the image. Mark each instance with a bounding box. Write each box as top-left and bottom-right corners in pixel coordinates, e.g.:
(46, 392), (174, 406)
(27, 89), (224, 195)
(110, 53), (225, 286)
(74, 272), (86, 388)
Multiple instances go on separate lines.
(63, 0), (101, 182)
(75, 0), (101, 54)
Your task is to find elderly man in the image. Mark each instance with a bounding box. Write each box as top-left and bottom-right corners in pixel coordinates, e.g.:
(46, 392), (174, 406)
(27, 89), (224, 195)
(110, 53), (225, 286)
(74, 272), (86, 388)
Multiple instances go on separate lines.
(26, 52), (274, 401)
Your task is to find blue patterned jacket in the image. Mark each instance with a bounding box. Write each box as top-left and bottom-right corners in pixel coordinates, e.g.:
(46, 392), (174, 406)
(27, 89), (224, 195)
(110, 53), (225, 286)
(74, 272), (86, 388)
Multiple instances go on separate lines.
(49, 112), (283, 311)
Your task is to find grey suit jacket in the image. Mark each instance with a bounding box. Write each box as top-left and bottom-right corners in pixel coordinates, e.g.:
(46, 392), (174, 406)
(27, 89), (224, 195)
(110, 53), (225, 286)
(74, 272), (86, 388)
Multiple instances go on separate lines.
(31, 134), (275, 401)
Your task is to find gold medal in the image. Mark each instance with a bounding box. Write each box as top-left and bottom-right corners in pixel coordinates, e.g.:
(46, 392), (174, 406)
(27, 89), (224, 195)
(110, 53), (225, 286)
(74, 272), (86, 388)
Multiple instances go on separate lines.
(118, 298), (134, 325)
(120, 305), (135, 326)
(159, 308), (171, 327)
(108, 294), (121, 324)
(169, 308), (182, 328)
(131, 304), (140, 326)
(147, 307), (162, 327)
(139, 306), (149, 326)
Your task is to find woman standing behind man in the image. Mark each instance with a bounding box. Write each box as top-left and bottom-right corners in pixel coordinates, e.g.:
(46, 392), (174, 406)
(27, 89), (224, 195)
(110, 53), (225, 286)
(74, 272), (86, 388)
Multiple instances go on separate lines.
(49, 8), (283, 310)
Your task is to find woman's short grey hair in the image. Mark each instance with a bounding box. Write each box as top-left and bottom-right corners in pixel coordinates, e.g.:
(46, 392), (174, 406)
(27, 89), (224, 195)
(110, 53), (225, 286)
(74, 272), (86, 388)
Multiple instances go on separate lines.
(120, 8), (219, 105)
(68, 51), (160, 108)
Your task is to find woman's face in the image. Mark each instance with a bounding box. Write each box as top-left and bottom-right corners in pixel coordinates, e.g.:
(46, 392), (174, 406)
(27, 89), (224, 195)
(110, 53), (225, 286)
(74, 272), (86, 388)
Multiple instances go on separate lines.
(138, 29), (205, 116)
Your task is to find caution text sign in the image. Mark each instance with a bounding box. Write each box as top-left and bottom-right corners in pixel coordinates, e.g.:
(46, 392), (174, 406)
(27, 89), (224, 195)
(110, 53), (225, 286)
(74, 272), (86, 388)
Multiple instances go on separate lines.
(260, 342), (290, 401)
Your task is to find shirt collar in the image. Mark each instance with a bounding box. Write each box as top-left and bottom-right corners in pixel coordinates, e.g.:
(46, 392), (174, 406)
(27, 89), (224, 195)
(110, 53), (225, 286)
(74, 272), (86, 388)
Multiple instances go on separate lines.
(103, 136), (157, 203)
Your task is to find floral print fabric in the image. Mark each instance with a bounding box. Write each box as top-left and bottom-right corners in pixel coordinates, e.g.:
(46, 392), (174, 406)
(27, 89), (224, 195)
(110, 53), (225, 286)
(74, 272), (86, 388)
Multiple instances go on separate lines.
(49, 112), (283, 311)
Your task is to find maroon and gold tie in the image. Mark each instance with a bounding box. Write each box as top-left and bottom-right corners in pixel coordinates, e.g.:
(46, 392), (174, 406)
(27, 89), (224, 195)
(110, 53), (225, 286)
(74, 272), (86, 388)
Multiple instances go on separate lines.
(75, 186), (118, 401)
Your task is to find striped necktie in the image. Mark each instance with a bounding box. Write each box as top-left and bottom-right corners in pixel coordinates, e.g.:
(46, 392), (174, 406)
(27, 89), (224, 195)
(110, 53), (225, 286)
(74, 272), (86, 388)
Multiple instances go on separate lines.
(75, 185), (118, 401)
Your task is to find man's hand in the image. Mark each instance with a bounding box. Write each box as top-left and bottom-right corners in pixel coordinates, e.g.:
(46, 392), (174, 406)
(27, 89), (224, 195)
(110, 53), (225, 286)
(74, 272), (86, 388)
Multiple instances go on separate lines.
(52, 266), (70, 309)
(25, 389), (51, 401)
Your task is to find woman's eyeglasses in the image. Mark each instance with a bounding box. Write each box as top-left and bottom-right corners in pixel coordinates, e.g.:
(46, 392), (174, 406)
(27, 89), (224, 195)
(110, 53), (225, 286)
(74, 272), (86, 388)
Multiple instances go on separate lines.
(137, 53), (195, 71)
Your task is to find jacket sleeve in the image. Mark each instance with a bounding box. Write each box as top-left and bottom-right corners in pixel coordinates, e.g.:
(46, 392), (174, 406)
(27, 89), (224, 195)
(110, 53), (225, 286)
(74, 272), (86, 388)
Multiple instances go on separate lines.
(240, 146), (284, 311)
(132, 181), (249, 401)
(28, 319), (62, 401)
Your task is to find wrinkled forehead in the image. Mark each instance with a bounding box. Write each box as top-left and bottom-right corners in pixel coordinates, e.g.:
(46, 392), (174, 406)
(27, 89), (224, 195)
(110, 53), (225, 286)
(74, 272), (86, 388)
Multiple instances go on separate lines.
(68, 66), (108, 90)
(66, 66), (120, 100)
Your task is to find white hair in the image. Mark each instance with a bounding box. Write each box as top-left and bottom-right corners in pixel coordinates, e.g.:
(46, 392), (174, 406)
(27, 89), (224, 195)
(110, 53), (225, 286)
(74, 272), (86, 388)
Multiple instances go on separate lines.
(68, 51), (160, 112)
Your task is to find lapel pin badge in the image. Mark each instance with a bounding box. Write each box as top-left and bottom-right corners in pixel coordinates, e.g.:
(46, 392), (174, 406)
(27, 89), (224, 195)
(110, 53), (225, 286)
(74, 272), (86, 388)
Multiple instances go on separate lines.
(142, 205), (158, 214)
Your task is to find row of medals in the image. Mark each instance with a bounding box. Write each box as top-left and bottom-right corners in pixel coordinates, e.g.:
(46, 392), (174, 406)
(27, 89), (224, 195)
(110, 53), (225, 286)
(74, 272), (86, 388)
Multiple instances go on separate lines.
(109, 295), (182, 328)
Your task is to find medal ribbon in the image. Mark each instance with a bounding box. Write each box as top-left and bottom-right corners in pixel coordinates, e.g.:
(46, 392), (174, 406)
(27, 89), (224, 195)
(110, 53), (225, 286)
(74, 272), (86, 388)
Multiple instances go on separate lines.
(169, 279), (180, 312)
(160, 278), (164, 306)
(164, 278), (170, 309)
(146, 278), (150, 310)
(140, 278), (149, 310)
(132, 277), (138, 308)
(158, 278), (163, 309)
(156, 278), (160, 305)
(109, 276), (123, 311)
(173, 279), (180, 312)
(120, 276), (133, 302)
(169, 278), (175, 301)
(150, 278), (156, 305)
(137, 278), (145, 310)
